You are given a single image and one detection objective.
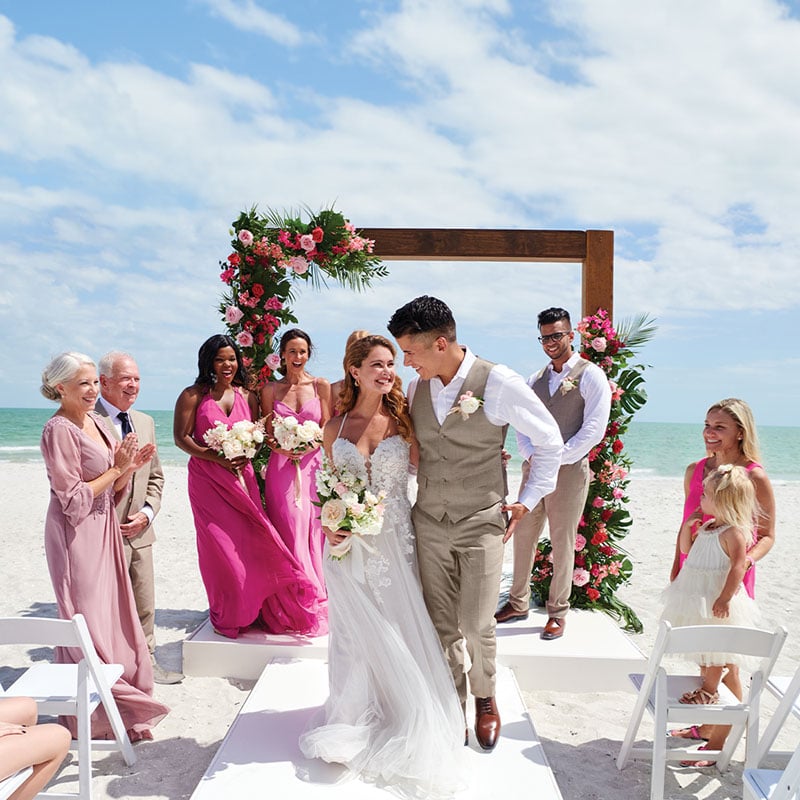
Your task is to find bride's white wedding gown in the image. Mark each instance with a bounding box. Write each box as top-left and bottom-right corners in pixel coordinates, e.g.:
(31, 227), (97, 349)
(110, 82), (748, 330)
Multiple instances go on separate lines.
(299, 435), (467, 798)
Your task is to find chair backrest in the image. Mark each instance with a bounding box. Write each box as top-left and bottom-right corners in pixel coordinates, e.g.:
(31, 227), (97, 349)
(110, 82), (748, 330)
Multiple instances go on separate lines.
(665, 624), (787, 665)
(0, 614), (107, 691)
(0, 616), (83, 648)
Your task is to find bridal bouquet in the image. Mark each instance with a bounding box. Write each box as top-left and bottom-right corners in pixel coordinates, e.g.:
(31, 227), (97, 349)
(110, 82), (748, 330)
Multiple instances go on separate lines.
(315, 454), (386, 560)
(203, 419), (265, 489)
(272, 414), (323, 505)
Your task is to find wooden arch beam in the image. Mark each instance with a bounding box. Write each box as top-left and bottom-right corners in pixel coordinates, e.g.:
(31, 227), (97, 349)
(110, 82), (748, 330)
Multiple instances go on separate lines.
(360, 228), (614, 319)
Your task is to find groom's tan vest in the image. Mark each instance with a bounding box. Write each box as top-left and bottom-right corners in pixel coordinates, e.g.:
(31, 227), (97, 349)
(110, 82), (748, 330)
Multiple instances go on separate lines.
(412, 357), (506, 524)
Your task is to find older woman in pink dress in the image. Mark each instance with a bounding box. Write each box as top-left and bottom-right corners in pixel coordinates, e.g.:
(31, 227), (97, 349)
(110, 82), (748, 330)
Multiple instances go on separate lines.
(174, 334), (325, 638)
(40, 352), (168, 741)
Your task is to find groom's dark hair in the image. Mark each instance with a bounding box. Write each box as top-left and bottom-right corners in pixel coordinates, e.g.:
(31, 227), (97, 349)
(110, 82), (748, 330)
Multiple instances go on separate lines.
(387, 296), (456, 342)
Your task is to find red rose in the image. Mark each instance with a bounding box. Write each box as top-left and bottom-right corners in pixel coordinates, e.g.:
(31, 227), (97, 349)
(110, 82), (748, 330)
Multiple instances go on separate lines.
(311, 226), (324, 243)
(228, 253), (240, 266)
(251, 283), (264, 297)
(612, 438), (624, 454)
(591, 530), (608, 545)
(586, 587), (600, 601)
(601, 508), (613, 521)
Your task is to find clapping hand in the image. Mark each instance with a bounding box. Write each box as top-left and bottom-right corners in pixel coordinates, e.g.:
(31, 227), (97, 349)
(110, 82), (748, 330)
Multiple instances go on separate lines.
(113, 434), (139, 471)
(131, 442), (156, 470)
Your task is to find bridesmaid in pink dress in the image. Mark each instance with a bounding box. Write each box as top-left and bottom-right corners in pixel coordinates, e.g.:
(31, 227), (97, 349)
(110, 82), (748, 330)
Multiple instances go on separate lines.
(39, 352), (168, 742)
(174, 335), (325, 639)
(260, 329), (331, 626)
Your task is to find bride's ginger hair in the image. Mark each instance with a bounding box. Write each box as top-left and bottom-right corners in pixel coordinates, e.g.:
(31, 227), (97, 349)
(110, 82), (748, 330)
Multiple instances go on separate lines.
(339, 335), (414, 443)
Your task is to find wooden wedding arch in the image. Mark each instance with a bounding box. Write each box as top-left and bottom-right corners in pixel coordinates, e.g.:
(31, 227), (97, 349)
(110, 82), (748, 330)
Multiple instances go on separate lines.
(360, 228), (614, 319)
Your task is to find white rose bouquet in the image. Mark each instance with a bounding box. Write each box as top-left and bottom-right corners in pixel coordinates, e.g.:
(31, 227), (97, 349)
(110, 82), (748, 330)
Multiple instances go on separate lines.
(271, 414), (324, 505)
(203, 419), (265, 489)
(315, 454), (386, 560)
(447, 390), (483, 421)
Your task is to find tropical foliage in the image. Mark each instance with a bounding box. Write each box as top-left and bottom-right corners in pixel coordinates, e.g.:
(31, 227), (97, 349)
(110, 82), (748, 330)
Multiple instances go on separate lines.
(218, 206), (387, 387)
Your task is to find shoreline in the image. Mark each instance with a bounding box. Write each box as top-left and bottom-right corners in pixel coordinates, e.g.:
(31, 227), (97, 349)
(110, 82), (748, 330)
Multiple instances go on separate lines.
(2, 462), (799, 799)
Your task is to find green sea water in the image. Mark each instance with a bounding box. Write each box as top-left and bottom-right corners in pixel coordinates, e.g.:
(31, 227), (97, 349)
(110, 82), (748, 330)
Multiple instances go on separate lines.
(2, 408), (799, 480)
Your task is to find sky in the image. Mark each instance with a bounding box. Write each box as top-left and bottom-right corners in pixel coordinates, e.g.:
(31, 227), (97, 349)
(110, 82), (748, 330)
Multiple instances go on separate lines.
(1, 0), (799, 424)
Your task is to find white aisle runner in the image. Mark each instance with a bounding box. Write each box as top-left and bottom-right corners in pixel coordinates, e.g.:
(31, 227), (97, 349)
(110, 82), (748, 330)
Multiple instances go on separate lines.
(190, 658), (563, 799)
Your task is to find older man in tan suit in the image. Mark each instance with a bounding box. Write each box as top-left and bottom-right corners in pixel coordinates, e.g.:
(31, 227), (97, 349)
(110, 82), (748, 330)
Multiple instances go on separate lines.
(96, 351), (183, 684)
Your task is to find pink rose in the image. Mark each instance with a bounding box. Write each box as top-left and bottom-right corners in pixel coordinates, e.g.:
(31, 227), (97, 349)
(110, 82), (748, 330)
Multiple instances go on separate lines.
(573, 568), (590, 587)
(238, 229), (254, 246)
(266, 353), (282, 371)
(289, 255), (309, 274)
(236, 331), (254, 348)
(225, 305), (244, 324)
(265, 296), (283, 310)
(299, 234), (315, 252)
(612, 487), (624, 499)
(574, 533), (586, 551)
(591, 336), (607, 352)
(592, 496), (605, 508)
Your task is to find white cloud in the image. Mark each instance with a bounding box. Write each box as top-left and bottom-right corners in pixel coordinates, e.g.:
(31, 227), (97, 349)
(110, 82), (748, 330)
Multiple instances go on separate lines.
(197, 0), (308, 47)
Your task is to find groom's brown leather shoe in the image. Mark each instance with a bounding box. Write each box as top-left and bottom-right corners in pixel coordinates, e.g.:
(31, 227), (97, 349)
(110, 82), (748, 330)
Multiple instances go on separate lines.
(541, 617), (565, 640)
(494, 602), (529, 623)
(474, 696), (501, 751)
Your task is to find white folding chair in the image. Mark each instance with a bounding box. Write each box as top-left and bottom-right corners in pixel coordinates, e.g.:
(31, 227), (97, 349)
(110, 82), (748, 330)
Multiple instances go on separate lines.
(0, 767), (33, 800)
(745, 740), (800, 800)
(616, 621), (788, 800)
(757, 664), (800, 765)
(0, 614), (136, 800)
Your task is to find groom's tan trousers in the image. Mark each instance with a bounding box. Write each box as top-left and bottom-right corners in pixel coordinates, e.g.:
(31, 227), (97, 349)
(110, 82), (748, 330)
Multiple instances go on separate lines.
(413, 502), (506, 705)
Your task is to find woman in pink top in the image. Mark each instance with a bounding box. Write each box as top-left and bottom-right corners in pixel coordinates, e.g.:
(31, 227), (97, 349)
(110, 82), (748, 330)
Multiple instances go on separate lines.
(668, 398), (775, 757)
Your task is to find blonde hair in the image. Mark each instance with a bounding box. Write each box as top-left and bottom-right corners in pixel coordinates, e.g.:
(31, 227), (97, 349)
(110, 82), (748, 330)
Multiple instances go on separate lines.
(707, 398), (762, 464)
(339, 335), (414, 443)
(40, 352), (95, 402)
(704, 464), (758, 545)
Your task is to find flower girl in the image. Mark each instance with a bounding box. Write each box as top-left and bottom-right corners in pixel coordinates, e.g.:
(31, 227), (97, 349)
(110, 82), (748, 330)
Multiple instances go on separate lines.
(661, 464), (760, 707)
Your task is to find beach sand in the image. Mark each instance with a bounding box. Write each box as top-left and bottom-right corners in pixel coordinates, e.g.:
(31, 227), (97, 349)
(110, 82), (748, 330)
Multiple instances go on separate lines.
(2, 462), (799, 799)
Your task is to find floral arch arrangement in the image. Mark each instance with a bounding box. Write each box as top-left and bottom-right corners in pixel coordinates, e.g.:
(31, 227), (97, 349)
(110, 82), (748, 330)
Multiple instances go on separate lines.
(218, 206), (387, 386)
(530, 309), (656, 632)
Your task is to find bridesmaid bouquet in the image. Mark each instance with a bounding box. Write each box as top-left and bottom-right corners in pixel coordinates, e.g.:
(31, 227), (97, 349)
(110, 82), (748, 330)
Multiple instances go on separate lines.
(271, 414), (323, 506)
(203, 419), (265, 489)
(315, 454), (386, 560)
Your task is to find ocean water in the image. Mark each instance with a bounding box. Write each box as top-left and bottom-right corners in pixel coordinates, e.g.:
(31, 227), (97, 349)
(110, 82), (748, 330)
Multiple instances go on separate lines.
(2, 408), (799, 481)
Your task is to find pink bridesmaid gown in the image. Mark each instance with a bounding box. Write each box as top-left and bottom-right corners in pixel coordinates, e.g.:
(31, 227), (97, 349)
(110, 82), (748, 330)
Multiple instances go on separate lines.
(41, 413), (169, 740)
(188, 390), (325, 638)
(263, 383), (328, 627)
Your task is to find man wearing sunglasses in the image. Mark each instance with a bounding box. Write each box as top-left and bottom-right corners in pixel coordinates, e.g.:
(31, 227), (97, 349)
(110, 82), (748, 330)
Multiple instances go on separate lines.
(495, 308), (611, 640)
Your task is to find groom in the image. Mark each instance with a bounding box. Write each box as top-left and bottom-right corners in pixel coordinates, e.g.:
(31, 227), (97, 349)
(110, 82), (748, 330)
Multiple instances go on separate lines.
(388, 296), (562, 751)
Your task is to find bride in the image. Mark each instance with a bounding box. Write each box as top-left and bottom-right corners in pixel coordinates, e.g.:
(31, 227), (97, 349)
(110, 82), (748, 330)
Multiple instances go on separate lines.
(299, 334), (467, 797)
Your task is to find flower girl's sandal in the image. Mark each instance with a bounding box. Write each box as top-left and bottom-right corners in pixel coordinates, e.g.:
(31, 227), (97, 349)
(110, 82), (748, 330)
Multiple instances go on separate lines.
(668, 725), (708, 741)
(680, 745), (717, 768)
(679, 688), (719, 705)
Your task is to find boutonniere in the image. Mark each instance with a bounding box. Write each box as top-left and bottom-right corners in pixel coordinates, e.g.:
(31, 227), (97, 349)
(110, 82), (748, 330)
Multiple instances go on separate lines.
(447, 391), (484, 421)
(560, 376), (578, 396)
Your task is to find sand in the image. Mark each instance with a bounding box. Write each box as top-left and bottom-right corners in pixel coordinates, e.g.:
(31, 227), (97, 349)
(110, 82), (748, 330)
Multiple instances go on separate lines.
(2, 462), (799, 799)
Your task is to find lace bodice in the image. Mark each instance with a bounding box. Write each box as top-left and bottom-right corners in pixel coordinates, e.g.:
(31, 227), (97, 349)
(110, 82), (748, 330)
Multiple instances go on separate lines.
(331, 435), (410, 500)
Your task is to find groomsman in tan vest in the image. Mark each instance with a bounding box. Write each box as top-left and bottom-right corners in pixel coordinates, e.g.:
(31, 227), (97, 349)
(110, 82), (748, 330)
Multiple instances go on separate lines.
(495, 308), (611, 640)
(96, 351), (183, 684)
(388, 296), (562, 752)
